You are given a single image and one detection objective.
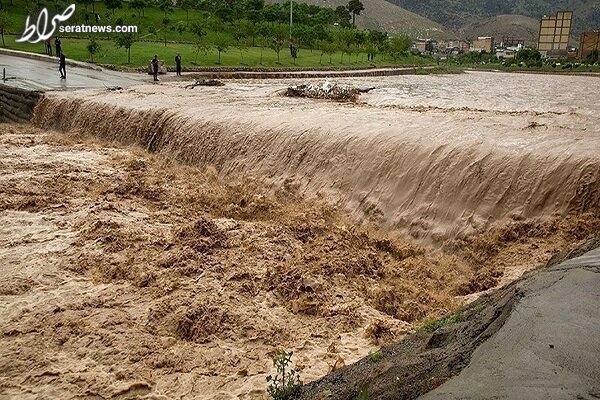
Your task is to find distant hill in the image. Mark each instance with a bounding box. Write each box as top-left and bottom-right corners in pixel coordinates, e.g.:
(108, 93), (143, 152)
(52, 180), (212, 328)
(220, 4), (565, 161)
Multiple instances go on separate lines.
(386, 0), (600, 37)
(459, 15), (540, 46)
(268, 0), (457, 39)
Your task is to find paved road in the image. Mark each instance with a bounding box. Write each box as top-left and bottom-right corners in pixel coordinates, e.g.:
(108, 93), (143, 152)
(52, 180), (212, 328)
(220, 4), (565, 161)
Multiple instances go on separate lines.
(0, 53), (147, 91)
(420, 247), (600, 400)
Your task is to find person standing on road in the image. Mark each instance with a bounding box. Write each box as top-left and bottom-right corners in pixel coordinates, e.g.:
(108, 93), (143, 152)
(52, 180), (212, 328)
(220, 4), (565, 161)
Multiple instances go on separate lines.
(45, 39), (53, 56)
(152, 55), (159, 81)
(59, 52), (66, 79)
(85, 13), (90, 24)
(175, 53), (182, 76)
(54, 37), (62, 58)
(95, 13), (100, 24)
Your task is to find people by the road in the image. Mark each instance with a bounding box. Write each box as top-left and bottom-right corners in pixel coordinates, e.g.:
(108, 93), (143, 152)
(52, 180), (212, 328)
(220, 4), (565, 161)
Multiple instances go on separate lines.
(45, 39), (52, 56)
(289, 44), (297, 58)
(54, 37), (62, 58)
(59, 52), (66, 79)
(95, 13), (100, 24)
(152, 55), (159, 81)
(175, 53), (182, 76)
(85, 13), (90, 24)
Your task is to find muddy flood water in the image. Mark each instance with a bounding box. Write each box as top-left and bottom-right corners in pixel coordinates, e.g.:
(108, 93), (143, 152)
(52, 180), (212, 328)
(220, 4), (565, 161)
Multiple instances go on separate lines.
(1, 71), (599, 399)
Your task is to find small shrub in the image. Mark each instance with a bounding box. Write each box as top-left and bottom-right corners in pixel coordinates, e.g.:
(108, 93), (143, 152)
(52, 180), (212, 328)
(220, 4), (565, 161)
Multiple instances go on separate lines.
(417, 311), (466, 333)
(266, 350), (302, 400)
(474, 303), (486, 314)
(368, 350), (383, 362)
(357, 386), (371, 400)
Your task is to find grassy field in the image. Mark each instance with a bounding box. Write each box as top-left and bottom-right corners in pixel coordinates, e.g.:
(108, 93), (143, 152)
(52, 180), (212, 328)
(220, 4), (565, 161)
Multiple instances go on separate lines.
(4, 35), (430, 69)
(2, 0), (431, 68)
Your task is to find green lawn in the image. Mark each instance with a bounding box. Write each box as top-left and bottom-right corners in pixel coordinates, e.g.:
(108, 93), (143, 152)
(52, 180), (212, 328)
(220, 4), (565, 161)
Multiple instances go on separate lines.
(4, 35), (430, 69)
(2, 0), (432, 69)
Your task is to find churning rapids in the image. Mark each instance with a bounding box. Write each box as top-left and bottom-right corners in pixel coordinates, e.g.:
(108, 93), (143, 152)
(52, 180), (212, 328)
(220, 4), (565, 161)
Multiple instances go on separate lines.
(33, 71), (600, 243)
(0, 71), (599, 400)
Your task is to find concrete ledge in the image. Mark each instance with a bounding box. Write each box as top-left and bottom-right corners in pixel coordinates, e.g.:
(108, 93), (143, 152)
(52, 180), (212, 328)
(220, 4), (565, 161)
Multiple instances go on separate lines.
(0, 84), (43, 123)
(0, 48), (102, 71)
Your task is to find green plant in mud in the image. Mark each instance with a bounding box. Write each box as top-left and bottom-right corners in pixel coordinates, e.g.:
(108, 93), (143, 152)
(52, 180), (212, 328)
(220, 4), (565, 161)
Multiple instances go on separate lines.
(356, 386), (371, 400)
(473, 302), (486, 314)
(368, 349), (383, 362)
(267, 350), (302, 400)
(417, 311), (467, 333)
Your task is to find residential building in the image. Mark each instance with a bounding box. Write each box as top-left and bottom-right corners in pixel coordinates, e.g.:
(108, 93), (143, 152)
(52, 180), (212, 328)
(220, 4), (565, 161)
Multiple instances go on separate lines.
(470, 37), (494, 53)
(538, 11), (573, 57)
(578, 30), (600, 59)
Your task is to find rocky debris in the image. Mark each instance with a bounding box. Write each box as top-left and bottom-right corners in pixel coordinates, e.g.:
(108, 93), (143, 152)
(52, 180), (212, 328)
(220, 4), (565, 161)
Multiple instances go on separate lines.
(283, 81), (375, 102)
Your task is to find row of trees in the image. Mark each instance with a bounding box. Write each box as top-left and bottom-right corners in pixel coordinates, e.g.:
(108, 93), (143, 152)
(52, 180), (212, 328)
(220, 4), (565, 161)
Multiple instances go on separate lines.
(72, 0), (365, 28)
(107, 23), (412, 65)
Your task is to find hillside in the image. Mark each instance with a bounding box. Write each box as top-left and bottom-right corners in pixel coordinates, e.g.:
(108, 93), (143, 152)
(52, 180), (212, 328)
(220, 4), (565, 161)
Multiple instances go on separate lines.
(387, 0), (600, 37)
(268, 0), (457, 39)
(459, 15), (540, 46)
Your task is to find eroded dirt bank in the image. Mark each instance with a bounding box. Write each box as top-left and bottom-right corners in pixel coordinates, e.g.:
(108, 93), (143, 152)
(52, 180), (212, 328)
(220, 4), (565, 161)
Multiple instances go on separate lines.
(1, 123), (598, 399)
(31, 73), (600, 245)
(299, 242), (600, 400)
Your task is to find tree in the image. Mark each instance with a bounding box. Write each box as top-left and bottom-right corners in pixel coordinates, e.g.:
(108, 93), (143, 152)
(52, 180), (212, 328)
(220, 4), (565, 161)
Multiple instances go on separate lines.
(334, 5), (351, 28)
(270, 24), (287, 64)
(319, 37), (336, 64)
(212, 33), (230, 64)
(347, 0), (364, 26)
(233, 20), (251, 64)
(76, 0), (94, 12)
(387, 35), (411, 61)
(515, 48), (541, 67)
(115, 32), (136, 64)
(0, 11), (9, 47)
(0, 11), (11, 47)
(367, 29), (388, 59)
(335, 28), (355, 63)
(176, 21), (186, 36)
(189, 19), (209, 63)
(161, 17), (170, 46)
(244, 0), (264, 25)
(156, 0), (173, 17)
(86, 37), (101, 62)
(179, 0), (195, 27)
(104, 0), (121, 16)
(256, 22), (271, 64)
(352, 30), (366, 61)
(129, 0), (146, 17)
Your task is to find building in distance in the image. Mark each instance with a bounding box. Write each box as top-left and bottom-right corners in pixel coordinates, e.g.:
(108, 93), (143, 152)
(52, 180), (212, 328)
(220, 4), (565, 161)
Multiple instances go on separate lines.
(538, 11), (573, 57)
(578, 30), (600, 59)
(470, 37), (494, 53)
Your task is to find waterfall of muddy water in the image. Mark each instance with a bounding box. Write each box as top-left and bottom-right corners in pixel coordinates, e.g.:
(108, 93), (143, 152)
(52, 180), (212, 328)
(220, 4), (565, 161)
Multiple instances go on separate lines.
(32, 72), (600, 243)
(1, 71), (599, 400)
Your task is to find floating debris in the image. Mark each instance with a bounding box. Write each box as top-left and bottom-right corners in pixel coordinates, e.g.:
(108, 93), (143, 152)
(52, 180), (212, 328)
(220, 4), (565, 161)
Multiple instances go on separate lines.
(283, 81), (374, 102)
(185, 79), (225, 89)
